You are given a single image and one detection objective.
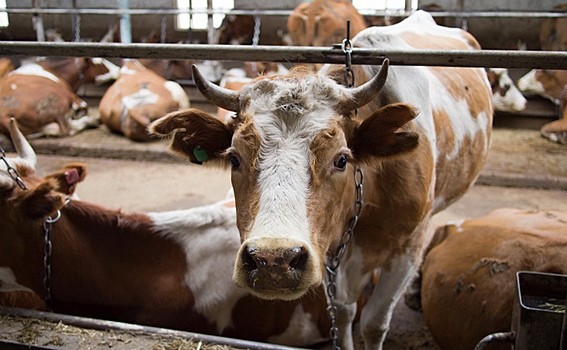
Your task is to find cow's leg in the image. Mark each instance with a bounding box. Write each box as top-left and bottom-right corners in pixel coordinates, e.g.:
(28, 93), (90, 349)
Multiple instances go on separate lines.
(360, 252), (417, 350)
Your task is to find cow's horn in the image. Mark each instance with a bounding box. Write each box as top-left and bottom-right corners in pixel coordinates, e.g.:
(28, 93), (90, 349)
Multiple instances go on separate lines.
(9, 118), (36, 166)
(192, 64), (240, 112)
(341, 58), (389, 113)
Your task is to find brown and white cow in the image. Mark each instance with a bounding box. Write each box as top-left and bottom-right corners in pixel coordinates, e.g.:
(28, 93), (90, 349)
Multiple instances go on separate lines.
(150, 11), (493, 350)
(0, 62), (97, 138)
(99, 60), (189, 141)
(517, 68), (567, 144)
(0, 119), (332, 346)
(36, 57), (120, 92)
(486, 68), (527, 113)
(421, 208), (567, 350)
(286, 0), (367, 47)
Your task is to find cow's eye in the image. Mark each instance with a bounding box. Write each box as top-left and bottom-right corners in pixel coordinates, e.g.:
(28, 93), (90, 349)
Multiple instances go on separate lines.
(334, 154), (348, 170)
(230, 155), (241, 169)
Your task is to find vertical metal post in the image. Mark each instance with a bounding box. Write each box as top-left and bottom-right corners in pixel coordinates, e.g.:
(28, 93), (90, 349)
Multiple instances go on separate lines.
(118, 0), (132, 44)
(404, 0), (412, 14)
(456, 0), (466, 30)
(32, 0), (45, 42)
(207, 0), (214, 44)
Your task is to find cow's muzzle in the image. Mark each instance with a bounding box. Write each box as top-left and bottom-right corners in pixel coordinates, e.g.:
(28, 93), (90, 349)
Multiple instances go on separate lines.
(233, 238), (321, 300)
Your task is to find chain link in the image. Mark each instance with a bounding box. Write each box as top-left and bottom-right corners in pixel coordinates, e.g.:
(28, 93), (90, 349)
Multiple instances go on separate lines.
(43, 211), (60, 312)
(325, 166), (363, 350)
(161, 16), (172, 80)
(249, 15), (262, 77)
(1, 146), (28, 190)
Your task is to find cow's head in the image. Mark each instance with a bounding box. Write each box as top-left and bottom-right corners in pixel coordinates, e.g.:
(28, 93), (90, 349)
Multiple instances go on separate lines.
(486, 68), (527, 112)
(1, 119), (87, 292)
(1, 119), (87, 215)
(518, 69), (567, 104)
(150, 59), (419, 300)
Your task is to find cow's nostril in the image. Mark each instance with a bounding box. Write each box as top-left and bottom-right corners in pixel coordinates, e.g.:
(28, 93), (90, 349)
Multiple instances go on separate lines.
(287, 247), (308, 271)
(242, 245), (258, 272)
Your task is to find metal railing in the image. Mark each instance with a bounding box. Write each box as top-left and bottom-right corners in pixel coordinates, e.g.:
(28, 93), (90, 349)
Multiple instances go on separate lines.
(1, 41), (566, 70)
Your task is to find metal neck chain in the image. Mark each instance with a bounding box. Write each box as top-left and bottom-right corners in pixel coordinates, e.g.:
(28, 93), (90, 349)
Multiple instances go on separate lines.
(325, 22), (361, 350)
(325, 166), (363, 350)
(1, 145), (28, 190)
(161, 16), (171, 80)
(43, 210), (61, 312)
(249, 15), (262, 77)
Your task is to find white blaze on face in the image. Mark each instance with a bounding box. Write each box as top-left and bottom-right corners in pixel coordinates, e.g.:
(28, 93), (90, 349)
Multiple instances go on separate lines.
(241, 75), (341, 243)
(517, 69), (548, 97)
(489, 68), (527, 112)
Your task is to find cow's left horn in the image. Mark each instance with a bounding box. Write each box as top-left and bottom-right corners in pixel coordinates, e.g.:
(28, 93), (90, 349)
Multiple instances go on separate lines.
(9, 118), (36, 167)
(192, 64), (240, 112)
(341, 58), (389, 113)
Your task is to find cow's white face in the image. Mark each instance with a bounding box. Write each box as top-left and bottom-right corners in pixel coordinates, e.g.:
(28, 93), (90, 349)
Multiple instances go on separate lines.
(227, 74), (354, 299)
(149, 60), (420, 300)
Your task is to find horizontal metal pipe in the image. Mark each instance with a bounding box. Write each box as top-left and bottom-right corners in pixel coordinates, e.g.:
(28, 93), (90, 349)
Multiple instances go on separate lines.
(0, 306), (309, 350)
(1, 8), (566, 18)
(1, 41), (567, 69)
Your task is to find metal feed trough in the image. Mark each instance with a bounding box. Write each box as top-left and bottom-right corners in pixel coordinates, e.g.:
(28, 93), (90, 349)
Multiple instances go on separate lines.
(475, 271), (567, 350)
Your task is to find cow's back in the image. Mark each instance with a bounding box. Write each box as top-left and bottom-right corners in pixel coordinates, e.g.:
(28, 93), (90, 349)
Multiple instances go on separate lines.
(422, 208), (567, 350)
(351, 11), (493, 214)
(0, 70), (83, 136)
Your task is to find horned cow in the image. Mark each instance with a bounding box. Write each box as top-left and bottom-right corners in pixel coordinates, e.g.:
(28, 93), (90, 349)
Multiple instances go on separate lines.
(150, 11), (493, 350)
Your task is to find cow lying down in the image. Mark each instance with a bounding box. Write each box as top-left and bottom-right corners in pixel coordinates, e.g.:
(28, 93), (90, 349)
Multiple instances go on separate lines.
(0, 63), (97, 138)
(420, 208), (567, 350)
(0, 120), (332, 346)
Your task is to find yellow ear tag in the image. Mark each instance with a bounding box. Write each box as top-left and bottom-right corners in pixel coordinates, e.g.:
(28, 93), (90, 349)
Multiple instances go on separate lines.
(193, 147), (209, 162)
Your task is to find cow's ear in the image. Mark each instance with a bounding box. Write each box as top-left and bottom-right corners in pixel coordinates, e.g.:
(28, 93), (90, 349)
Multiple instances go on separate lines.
(44, 163), (87, 196)
(149, 108), (233, 166)
(12, 180), (67, 219)
(350, 103), (419, 161)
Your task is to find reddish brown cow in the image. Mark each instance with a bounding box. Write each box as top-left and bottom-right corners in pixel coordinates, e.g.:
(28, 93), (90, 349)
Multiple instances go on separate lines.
(99, 60), (189, 141)
(0, 62), (96, 138)
(517, 68), (567, 144)
(0, 119), (334, 346)
(421, 208), (567, 350)
(150, 11), (492, 350)
(286, 0), (367, 47)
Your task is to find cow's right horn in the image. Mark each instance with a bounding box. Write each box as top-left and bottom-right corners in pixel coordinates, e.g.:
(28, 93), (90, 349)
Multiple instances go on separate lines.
(9, 118), (36, 167)
(192, 65), (240, 112)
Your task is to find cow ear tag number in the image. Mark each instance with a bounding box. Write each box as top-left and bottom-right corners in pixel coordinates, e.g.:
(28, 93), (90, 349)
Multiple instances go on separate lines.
(193, 146), (209, 163)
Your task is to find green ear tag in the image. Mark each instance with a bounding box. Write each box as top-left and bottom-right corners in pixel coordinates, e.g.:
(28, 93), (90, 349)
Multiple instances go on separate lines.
(193, 147), (209, 162)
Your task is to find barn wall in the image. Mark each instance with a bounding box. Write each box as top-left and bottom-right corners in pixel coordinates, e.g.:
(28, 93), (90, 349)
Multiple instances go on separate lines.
(1, 0), (564, 50)
(418, 0), (566, 49)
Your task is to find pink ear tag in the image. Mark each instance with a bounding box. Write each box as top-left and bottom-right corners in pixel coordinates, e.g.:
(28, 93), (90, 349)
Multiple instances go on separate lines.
(64, 169), (80, 184)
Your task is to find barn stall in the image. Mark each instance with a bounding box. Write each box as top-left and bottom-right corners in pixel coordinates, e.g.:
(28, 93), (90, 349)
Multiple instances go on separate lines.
(0, 1), (567, 350)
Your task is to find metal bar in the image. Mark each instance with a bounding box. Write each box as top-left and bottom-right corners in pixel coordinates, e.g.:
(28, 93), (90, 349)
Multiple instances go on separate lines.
(1, 41), (566, 69)
(1, 8), (566, 18)
(31, 0), (44, 42)
(119, 0), (132, 44)
(0, 306), (308, 350)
